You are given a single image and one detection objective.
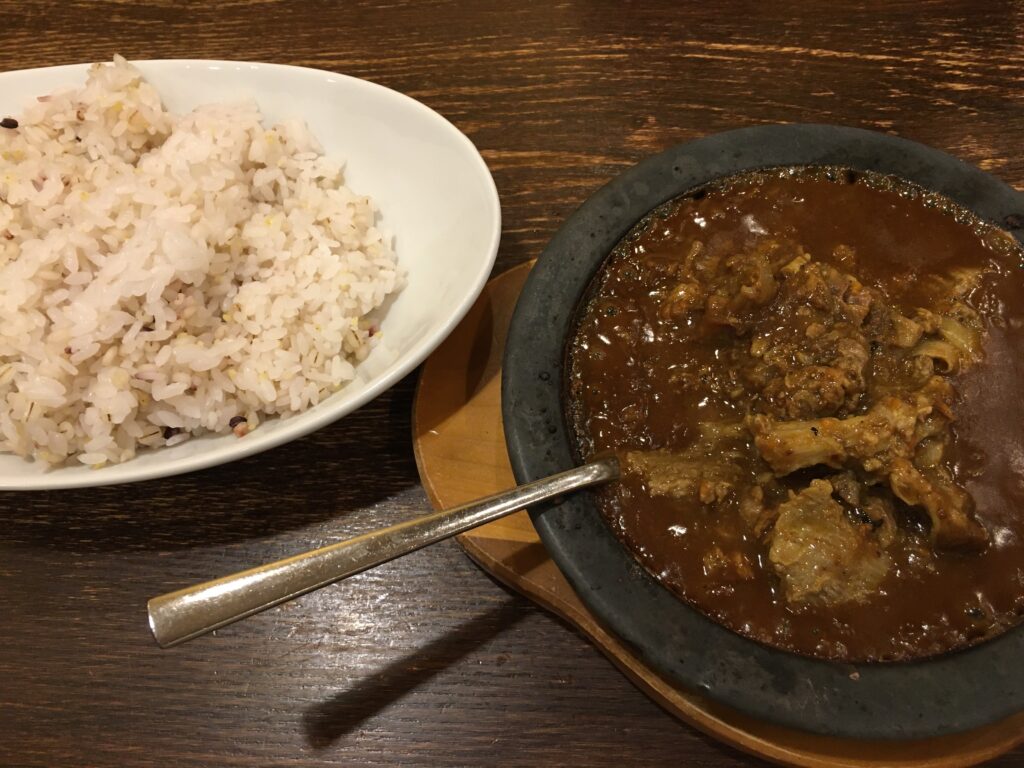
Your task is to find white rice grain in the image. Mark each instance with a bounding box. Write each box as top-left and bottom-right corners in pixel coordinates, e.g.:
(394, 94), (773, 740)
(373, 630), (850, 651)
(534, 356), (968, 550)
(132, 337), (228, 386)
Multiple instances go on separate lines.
(0, 56), (401, 466)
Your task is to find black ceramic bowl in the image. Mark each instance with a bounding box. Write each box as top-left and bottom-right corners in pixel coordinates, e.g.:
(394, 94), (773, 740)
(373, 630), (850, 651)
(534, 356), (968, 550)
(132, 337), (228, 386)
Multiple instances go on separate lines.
(501, 124), (1024, 741)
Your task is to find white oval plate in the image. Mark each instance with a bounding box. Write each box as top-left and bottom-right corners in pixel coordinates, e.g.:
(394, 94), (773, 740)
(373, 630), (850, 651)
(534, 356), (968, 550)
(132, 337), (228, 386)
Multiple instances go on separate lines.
(0, 60), (501, 490)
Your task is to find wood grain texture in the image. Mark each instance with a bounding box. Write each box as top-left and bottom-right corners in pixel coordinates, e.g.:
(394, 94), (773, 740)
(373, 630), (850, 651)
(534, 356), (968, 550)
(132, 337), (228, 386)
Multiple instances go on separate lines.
(0, 2), (1022, 766)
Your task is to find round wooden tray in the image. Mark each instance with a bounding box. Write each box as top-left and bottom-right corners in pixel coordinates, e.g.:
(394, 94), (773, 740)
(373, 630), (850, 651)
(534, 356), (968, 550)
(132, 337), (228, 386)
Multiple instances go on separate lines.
(411, 262), (1024, 767)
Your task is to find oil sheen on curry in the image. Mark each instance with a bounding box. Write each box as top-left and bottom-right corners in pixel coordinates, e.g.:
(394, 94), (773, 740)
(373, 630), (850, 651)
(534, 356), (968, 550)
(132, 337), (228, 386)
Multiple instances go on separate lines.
(567, 167), (1024, 662)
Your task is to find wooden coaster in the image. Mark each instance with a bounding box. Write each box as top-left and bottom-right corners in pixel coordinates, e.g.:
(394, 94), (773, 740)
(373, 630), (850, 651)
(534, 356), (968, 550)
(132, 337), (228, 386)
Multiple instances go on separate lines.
(411, 262), (1024, 767)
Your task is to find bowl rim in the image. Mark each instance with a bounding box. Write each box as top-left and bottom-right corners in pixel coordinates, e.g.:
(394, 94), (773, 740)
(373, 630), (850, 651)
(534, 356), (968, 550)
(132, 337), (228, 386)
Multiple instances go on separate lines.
(0, 59), (502, 490)
(502, 123), (1024, 740)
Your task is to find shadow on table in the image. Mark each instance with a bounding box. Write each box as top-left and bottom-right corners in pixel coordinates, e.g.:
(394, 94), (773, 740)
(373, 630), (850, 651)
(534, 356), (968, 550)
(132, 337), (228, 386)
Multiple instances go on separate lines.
(0, 379), (420, 552)
(302, 599), (527, 749)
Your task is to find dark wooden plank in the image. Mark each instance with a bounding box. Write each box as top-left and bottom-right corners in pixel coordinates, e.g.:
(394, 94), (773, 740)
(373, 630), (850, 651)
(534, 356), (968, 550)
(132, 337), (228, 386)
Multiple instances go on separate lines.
(0, 1), (1022, 765)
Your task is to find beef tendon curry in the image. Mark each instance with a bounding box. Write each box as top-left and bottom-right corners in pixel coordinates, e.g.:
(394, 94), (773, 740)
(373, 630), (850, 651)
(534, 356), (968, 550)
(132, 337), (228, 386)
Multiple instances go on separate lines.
(567, 167), (1024, 662)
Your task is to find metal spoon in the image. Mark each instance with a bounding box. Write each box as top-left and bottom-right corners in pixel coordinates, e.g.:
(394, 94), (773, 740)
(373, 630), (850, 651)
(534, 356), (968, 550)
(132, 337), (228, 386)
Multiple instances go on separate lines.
(147, 456), (619, 647)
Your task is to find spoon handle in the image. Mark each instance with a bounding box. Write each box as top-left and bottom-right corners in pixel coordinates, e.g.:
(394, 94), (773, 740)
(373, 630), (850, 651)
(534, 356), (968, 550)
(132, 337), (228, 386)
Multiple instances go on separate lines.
(147, 457), (619, 647)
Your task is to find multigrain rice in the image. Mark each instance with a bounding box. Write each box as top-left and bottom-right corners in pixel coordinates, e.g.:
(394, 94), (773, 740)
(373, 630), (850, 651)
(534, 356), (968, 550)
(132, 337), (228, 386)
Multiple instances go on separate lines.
(0, 56), (401, 466)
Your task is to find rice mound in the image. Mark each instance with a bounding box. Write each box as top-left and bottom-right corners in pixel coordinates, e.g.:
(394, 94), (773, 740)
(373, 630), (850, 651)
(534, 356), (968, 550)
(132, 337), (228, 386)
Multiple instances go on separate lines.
(0, 56), (401, 467)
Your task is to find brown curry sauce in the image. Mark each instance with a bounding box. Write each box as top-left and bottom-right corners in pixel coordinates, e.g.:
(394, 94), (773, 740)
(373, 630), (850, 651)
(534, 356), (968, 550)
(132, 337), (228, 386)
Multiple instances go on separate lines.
(567, 168), (1024, 662)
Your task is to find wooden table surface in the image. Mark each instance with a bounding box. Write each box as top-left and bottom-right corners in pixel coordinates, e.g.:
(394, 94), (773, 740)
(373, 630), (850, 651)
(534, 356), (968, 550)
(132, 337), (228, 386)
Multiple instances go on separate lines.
(2, 1), (1023, 766)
